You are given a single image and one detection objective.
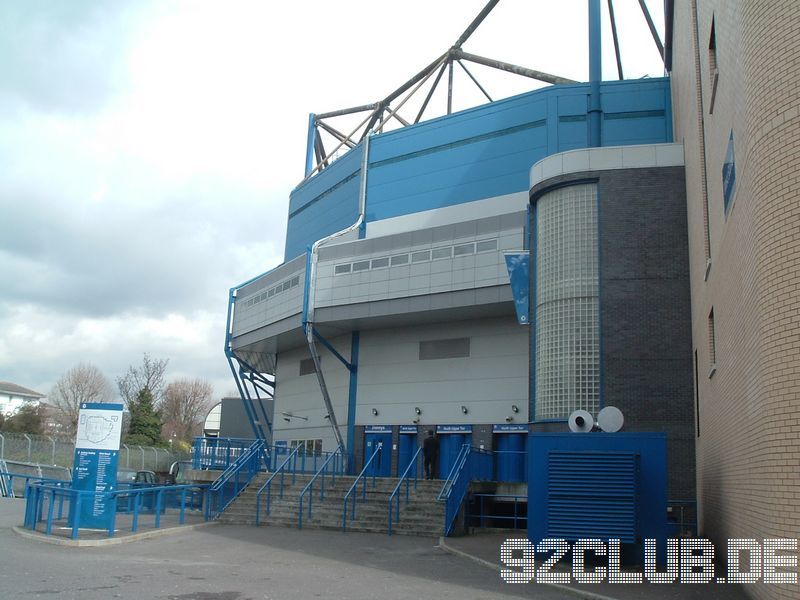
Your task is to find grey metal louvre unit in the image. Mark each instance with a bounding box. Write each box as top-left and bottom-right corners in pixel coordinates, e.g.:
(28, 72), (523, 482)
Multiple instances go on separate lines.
(546, 451), (638, 543)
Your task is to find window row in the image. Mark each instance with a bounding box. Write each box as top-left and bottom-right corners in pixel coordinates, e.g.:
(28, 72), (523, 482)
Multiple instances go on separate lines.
(333, 239), (498, 276)
(243, 274), (301, 308)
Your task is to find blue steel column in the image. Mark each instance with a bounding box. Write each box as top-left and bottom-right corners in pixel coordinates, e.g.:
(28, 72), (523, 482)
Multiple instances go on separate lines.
(304, 113), (316, 177)
(346, 331), (360, 474)
(588, 0), (602, 147)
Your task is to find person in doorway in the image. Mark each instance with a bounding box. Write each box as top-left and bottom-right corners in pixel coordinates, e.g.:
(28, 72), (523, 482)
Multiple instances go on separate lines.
(423, 430), (439, 480)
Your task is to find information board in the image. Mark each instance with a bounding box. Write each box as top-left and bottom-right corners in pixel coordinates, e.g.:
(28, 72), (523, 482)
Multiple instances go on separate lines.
(71, 402), (123, 529)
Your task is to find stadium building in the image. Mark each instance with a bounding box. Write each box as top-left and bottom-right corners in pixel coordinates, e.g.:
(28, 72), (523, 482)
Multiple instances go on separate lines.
(223, 0), (697, 507)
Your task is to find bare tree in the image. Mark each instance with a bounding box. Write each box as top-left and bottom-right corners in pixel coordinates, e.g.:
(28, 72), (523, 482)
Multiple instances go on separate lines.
(161, 378), (213, 443)
(117, 353), (169, 408)
(49, 363), (114, 436)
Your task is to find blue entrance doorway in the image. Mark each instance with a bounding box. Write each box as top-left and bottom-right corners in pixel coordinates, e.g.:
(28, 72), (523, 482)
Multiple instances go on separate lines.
(364, 427), (392, 477)
(397, 426), (418, 476)
(436, 425), (472, 479)
(494, 425), (527, 482)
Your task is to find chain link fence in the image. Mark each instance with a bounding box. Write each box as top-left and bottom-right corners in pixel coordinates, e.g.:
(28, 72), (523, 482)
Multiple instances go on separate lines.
(0, 431), (189, 473)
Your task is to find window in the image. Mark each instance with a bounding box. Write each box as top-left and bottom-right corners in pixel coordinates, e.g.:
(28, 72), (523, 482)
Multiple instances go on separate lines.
(432, 247), (452, 260)
(371, 257), (389, 269)
(708, 309), (717, 377)
(299, 357), (317, 376)
(454, 243), (475, 256)
(476, 239), (498, 253)
(352, 260), (370, 272)
(419, 338), (470, 360)
(411, 250), (431, 263)
(391, 254), (409, 266)
(694, 350), (700, 437)
(722, 131), (736, 214)
(534, 184), (599, 421)
(708, 19), (719, 113)
(291, 276), (300, 287)
(290, 439), (322, 456)
(335, 264), (351, 275)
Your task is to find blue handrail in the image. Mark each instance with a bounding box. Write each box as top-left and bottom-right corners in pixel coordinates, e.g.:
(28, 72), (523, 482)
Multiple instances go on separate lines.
(438, 445), (493, 536)
(206, 439), (266, 519)
(24, 481), (209, 540)
(1, 471), (69, 498)
(255, 444), (303, 525)
(387, 446), (423, 535)
(342, 444), (382, 532)
(298, 445), (344, 529)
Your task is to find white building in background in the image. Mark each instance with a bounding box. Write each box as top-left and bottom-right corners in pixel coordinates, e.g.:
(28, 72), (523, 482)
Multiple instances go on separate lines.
(0, 381), (45, 417)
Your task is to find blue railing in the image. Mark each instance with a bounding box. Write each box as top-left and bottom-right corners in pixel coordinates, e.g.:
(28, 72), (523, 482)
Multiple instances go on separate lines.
(342, 444), (382, 532)
(24, 481), (209, 540)
(298, 446), (345, 529)
(206, 439), (267, 519)
(387, 446), (424, 535)
(438, 445), (493, 536)
(192, 437), (259, 470)
(467, 493), (527, 529)
(255, 444), (303, 525)
(1, 471), (69, 498)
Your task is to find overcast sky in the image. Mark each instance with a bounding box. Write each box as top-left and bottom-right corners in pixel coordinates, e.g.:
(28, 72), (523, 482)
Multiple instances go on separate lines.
(0, 0), (664, 402)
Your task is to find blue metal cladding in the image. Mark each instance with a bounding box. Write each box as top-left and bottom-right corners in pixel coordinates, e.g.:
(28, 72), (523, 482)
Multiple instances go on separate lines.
(495, 433), (526, 483)
(546, 451), (638, 543)
(284, 144), (363, 260)
(528, 432), (667, 550)
(397, 433), (417, 477)
(282, 79), (672, 261)
(438, 433), (469, 479)
(365, 431), (392, 477)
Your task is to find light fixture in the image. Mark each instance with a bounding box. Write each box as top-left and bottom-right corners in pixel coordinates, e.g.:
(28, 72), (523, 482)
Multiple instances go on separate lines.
(413, 417), (420, 424)
(414, 407), (421, 415)
(281, 412), (308, 422)
(505, 415), (514, 423)
(511, 404), (519, 413)
(461, 405), (468, 414)
(372, 408), (379, 416)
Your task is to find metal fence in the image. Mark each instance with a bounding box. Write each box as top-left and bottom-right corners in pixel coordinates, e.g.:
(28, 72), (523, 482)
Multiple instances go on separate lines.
(0, 431), (189, 473)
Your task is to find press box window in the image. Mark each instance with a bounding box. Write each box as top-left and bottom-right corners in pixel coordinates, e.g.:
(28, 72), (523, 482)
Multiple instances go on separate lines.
(299, 357), (317, 376)
(371, 257), (389, 269)
(419, 338), (470, 360)
(335, 264), (351, 275)
(476, 239), (498, 253)
(353, 260), (370, 272)
(412, 250), (431, 263)
(391, 254), (409, 266)
(432, 247), (452, 260)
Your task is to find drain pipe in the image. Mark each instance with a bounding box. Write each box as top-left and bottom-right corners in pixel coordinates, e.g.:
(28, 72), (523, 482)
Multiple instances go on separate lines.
(303, 133), (371, 462)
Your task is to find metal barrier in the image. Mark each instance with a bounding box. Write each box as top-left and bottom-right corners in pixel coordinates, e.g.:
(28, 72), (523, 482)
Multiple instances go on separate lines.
(255, 444), (303, 525)
(205, 439), (267, 519)
(297, 446), (345, 529)
(438, 445), (493, 536)
(467, 493), (527, 530)
(342, 444), (382, 532)
(1, 470), (68, 498)
(0, 431), (186, 472)
(192, 437), (257, 470)
(24, 481), (209, 540)
(387, 446), (423, 535)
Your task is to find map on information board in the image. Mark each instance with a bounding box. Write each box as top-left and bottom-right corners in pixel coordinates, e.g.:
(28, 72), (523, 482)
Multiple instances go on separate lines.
(75, 404), (123, 451)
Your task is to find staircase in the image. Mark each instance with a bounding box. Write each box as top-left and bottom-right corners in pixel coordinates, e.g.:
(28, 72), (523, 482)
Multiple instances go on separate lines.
(218, 472), (445, 536)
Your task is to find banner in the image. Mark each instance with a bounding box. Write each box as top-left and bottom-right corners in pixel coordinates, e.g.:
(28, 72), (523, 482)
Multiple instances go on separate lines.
(504, 252), (530, 325)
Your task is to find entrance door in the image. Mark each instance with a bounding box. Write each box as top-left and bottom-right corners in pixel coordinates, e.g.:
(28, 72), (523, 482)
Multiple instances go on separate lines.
(438, 433), (468, 479)
(495, 433), (526, 482)
(365, 431), (392, 477)
(397, 434), (417, 477)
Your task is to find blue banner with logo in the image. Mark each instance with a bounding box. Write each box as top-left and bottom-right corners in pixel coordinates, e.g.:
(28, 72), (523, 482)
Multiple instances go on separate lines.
(504, 252), (530, 325)
(70, 403), (123, 529)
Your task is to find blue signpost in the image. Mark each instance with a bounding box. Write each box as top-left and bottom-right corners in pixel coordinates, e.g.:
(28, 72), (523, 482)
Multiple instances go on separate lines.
(70, 402), (124, 529)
